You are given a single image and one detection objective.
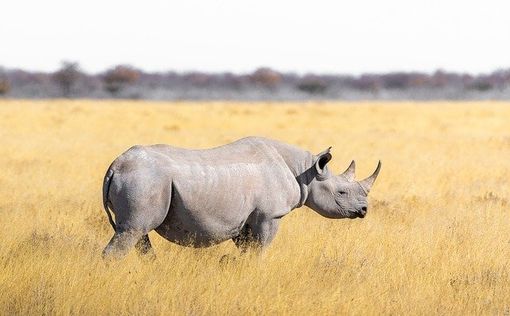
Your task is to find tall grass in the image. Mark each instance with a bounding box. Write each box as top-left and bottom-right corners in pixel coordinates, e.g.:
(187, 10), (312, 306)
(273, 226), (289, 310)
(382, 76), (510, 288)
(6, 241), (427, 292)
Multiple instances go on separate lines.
(1, 100), (509, 315)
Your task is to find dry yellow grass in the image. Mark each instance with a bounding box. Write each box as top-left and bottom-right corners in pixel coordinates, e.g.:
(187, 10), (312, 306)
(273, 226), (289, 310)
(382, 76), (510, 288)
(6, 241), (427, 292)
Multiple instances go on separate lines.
(1, 100), (510, 315)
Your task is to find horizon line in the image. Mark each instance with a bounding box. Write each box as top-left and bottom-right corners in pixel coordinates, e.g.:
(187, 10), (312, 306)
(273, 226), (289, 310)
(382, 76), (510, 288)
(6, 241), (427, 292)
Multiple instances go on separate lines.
(2, 64), (510, 77)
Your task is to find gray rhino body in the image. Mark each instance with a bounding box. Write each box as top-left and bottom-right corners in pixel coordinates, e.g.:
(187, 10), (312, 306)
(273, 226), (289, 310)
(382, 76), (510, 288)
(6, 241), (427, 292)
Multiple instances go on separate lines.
(102, 136), (380, 258)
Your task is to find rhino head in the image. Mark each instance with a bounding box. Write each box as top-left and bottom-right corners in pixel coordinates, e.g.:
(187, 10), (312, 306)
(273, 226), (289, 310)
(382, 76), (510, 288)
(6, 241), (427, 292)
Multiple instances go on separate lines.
(304, 147), (381, 219)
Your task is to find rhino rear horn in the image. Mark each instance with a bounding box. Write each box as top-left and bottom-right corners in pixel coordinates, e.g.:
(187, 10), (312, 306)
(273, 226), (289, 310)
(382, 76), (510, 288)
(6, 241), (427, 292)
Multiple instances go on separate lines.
(340, 160), (356, 181)
(359, 161), (381, 193)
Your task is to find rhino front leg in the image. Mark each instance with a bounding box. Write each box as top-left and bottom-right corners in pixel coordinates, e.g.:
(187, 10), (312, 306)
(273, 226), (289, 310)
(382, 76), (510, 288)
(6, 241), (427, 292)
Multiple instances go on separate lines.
(234, 218), (280, 252)
(253, 218), (280, 248)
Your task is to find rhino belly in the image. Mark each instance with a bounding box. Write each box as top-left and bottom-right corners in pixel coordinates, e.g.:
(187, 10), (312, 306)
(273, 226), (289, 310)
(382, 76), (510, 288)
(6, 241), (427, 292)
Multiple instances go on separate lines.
(155, 207), (248, 247)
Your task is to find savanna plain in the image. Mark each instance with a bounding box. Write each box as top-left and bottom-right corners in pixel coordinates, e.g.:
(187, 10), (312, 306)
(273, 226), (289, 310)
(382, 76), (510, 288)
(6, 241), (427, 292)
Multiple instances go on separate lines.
(1, 100), (509, 315)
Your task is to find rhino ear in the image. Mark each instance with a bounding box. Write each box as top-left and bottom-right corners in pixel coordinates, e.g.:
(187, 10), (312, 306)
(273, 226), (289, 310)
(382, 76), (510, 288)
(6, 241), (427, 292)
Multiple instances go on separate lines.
(314, 147), (332, 176)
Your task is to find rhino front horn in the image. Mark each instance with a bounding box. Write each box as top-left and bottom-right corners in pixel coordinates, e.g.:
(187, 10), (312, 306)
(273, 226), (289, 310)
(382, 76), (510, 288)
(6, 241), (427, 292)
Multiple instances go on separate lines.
(359, 161), (381, 193)
(340, 160), (356, 181)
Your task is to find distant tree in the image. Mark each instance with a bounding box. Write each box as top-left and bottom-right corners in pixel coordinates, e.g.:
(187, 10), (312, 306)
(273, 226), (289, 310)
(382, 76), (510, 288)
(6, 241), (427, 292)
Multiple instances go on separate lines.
(431, 70), (449, 88)
(52, 61), (81, 97)
(381, 73), (410, 90)
(221, 72), (245, 90)
(296, 76), (328, 94)
(0, 69), (9, 96)
(468, 79), (493, 91)
(407, 73), (430, 88)
(250, 67), (282, 90)
(102, 65), (140, 96)
(0, 80), (9, 96)
(183, 72), (211, 88)
(355, 75), (382, 94)
(485, 69), (510, 90)
(461, 74), (474, 88)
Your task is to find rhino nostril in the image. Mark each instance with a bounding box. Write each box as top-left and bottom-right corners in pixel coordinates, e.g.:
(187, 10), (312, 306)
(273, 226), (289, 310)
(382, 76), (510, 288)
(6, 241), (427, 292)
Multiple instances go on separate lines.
(361, 206), (367, 213)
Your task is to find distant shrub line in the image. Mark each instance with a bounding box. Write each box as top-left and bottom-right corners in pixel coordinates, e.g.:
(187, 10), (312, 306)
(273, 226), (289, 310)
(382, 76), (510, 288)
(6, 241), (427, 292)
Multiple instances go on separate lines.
(1, 63), (509, 100)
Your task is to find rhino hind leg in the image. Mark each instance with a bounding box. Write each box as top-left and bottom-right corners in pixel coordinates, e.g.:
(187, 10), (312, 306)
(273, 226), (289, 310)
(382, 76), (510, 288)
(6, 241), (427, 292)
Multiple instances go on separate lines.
(102, 230), (145, 259)
(135, 234), (156, 260)
(103, 177), (172, 260)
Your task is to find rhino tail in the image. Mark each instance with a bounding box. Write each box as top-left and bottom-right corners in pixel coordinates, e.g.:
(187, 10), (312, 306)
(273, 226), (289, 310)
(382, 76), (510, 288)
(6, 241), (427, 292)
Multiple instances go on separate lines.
(102, 164), (116, 232)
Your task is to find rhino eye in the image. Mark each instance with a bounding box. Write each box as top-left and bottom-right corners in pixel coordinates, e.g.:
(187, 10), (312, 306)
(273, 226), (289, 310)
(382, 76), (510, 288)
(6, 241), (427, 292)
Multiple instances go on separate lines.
(339, 191), (347, 195)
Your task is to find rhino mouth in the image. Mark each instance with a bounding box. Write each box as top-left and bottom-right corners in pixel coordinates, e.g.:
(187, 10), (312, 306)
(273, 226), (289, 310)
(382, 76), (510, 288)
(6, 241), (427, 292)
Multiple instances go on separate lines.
(348, 211), (365, 219)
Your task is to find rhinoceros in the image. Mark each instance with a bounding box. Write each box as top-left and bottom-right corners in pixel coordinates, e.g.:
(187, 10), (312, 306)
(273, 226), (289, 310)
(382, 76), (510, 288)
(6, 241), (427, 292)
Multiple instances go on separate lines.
(102, 136), (381, 258)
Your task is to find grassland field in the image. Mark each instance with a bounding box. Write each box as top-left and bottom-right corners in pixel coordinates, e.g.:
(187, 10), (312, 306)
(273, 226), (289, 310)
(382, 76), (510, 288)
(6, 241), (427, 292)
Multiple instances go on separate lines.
(1, 100), (510, 315)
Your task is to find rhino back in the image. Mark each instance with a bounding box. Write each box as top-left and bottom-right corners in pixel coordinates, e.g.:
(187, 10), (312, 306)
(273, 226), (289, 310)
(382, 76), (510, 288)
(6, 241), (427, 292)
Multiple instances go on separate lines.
(157, 139), (300, 223)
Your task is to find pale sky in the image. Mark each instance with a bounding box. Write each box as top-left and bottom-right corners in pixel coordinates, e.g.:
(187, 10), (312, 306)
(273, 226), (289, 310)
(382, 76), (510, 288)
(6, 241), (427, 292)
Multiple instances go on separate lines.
(1, 0), (509, 74)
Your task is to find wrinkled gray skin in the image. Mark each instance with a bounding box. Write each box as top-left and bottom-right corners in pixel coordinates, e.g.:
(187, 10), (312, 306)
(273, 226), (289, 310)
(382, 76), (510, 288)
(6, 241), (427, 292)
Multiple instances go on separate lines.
(102, 136), (381, 259)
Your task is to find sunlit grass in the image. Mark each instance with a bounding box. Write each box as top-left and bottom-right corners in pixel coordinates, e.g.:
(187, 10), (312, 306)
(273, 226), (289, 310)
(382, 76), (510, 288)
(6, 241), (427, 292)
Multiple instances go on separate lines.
(1, 100), (509, 315)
